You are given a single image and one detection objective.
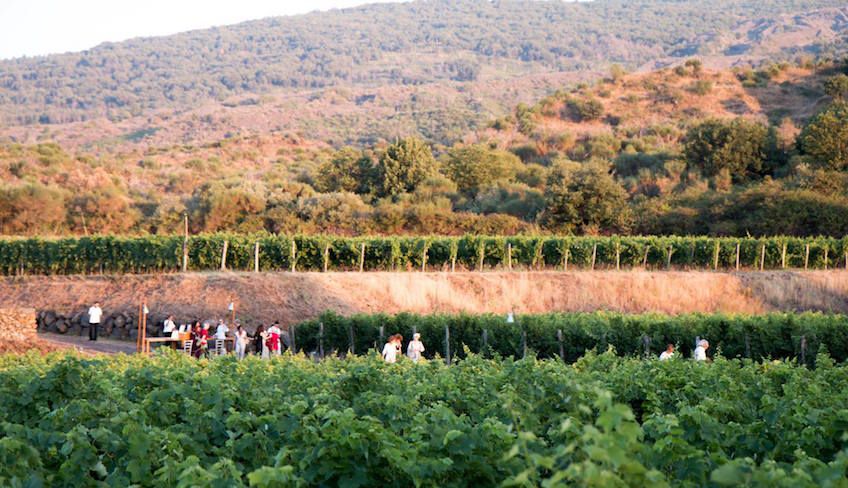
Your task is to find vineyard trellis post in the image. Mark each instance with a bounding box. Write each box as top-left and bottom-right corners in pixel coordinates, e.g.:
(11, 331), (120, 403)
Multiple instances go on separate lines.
(220, 241), (228, 271)
(591, 244), (597, 270)
(291, 240), (297, 273)
(478, 243), (485, 272)
(348, 325), (355, 355)
(615, 244), (620, 271)
(359, 243), (365, 273)
(445, 324), (451, 365)
(563, 249), (569, 271)
(507, 243), (512, 271)
(782, 243), (787, 269)
(422, 245), (428, 272)
(713, 241), (719, 271)
(643, 246), (650, 269)
(642, 335), (651, 357)
(759, 244), (765, 271)
(845, 252), (848, 271)
(666, 246), (673, 270)
(557, 329), (564, 361)
(801, 335), (807, 364)
(318, 322), (324, 359)
(824, 248), (829, 270)
(323, 244), (330, 273)
(136, 303), (143, 353)
(379, 325), (385, 348)
(254, 242), (260, 273)
(735, 242), (740, 271)
(804, 243), (810, 270)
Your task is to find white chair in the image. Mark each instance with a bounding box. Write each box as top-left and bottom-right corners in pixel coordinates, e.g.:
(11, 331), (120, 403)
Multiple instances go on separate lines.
(182, 340), (193, 355)
(214, 339), (226, 356)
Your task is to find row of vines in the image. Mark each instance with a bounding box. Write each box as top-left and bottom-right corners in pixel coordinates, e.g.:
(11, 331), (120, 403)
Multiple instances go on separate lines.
(1, 234), (847, 275)
(291, 311), (848, 365)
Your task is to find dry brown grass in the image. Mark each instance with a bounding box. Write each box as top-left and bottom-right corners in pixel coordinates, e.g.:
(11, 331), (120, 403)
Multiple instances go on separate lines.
(1, 271), (846, 330)
(0, 308), (68, 354)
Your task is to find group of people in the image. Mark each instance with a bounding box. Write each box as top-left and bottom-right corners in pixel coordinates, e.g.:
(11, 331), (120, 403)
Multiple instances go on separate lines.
(381, 333), (426, 363)
(160, 315), (285, 360)
(658, 340), (710, 362)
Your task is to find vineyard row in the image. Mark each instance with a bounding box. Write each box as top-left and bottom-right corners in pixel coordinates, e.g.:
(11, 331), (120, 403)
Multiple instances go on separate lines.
(1, 234), (847, 275)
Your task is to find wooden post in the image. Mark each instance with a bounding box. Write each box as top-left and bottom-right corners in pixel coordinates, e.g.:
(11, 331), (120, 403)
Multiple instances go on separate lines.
(735, 242), (740, 271)
(615, 244), (620, 271)
(759, 244), (765, 271)
(359, 243), (366, 272)
(318, 322), (324, 359)
(422, 246), (428, 272)
(220, 240), (228, 271)
(591, 244), (597, 270)
(348, 325), (355, 355)
(478, 244), (485, 272)
(845, 253), (847, 271)
(781, 243), (787, 269)
(444, 324), (451, 365)
(379, 325), (385, 347)
(563, 250), (569, 271)
(824, 248), (829, 270)
(141, 303), (148, 355)
(323, 244), (330, 273)
(507, 243), (512, 271)
(804, 244), (810, 270)
(643, 246), (650, 269)
(666, 246), (673, 270)
(642, 335), (651, 357)
(451, 255), (456, 273)
(713, 241), (720, 271)
(182, 214), (188, 272)
(290, 324), (296, 353)
(557, 329), (565, 361)
(800, 335), (807, 364)
(254, 242), (260, 273)
(291, 240), (297, 273)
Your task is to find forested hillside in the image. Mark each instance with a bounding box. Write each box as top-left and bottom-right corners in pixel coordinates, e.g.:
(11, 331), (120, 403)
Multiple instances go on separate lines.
(0, 58), (846, 237)
(0, 0), (846, 145)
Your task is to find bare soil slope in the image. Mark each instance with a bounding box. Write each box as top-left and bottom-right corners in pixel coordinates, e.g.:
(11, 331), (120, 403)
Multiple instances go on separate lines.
(1, 271), (847, 328)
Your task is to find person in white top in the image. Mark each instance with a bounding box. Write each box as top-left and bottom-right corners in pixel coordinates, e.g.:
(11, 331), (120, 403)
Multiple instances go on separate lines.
(407, 333), (425, 362)
(659, 344), (675, 361)
(88, 302), (103, 341)
(267, 323), (282, 355)
(215, 320), (229, 340)
(234, 325), (249, 360)
(382, 334), (402, 364)
(163, 316), (176, 336)
(694, 340), (709, 361)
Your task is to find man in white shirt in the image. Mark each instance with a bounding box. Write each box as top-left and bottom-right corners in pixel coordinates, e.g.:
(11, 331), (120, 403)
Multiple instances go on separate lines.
(694, 340), (709, 361)
(163, 316), (176, 337)
(659, 344), (675, 361)
(88, 302), (103, 341)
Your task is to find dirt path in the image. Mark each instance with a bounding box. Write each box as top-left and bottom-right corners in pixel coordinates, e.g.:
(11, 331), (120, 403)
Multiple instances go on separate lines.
(38, 333), (136, 354)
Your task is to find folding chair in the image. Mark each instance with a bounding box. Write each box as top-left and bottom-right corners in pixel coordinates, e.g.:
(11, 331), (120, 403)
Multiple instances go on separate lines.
(182, 340), (193, 355)
(214, 339), (226, 356)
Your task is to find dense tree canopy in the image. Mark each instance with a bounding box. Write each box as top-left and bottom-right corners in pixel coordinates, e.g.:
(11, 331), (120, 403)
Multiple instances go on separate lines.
(799, 102), (848, 171)
(684, 118), (769, 180)
(376, 138), (438, 197)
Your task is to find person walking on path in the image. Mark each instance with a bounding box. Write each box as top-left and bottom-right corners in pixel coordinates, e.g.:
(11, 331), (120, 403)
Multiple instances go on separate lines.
(253, 324), (266, 356)
(407, 333), (425, 362)
(88, 302), (103, 341)
(382, 334), (402, 364)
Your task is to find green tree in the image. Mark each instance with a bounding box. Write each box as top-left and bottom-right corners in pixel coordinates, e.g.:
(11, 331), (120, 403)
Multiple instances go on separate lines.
(443, 144), (521, 196)
(540, 161), (632, 234)
(315, 147), (375, 194)
(684, 118), (769, 180)
(823, 74), (848, 101)
(376, 137), (438, 197)
(799, 102), (848, 170)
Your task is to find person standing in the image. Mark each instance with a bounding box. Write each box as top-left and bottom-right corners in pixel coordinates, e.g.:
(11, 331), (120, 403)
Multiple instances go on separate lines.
(382, 334), (401, 364)
(234, 325), (249, 360)
(253, 324), (266, 356)
(659, 344), (675, 361)
(694, 340), (710, 362)
(267, 323), (282, 356)
(163, 315), (176, 337)
(407, 333), (425, 362)
(88, 302), (103, 341)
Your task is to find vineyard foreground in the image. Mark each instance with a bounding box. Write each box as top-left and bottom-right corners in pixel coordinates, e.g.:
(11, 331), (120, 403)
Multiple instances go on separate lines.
(3, 270), (848, 328)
